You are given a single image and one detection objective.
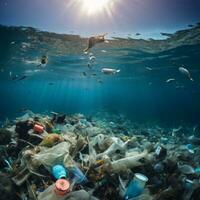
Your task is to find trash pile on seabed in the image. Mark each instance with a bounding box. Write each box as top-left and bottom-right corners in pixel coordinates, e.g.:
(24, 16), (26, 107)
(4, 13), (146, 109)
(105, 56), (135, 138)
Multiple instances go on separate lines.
(1, 111), (200, 200)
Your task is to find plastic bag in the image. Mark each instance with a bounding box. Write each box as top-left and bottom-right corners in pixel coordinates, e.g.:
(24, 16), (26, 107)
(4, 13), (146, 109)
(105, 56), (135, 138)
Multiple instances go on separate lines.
(32, 142), (74, 170)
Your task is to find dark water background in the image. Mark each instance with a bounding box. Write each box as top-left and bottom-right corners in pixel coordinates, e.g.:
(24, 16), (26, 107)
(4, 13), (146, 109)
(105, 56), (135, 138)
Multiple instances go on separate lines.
(0, 25), (200, 126)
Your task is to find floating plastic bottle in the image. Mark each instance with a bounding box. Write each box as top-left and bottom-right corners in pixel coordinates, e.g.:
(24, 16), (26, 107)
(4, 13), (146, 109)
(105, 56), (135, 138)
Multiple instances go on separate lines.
(124, 173), (148, 200)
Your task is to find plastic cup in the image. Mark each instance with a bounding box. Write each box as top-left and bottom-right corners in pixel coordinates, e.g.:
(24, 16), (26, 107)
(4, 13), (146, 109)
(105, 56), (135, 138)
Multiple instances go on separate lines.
(124, 173), (148, 200)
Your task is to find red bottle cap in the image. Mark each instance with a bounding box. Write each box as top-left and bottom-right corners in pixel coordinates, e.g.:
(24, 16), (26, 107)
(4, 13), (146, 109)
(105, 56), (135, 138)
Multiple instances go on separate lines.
(33, 124), (44, 134)
(54, 179), (70, 196)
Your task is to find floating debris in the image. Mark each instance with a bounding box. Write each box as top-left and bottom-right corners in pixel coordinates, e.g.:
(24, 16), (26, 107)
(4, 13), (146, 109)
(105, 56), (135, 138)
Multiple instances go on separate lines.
(101, 68), (120, 75)
(179, 66), (193, 81)
(84, 33), (108, 52)
(146, 67), (153, 71)
(37, 55), (48, 68)
(166, 78), (176, 83)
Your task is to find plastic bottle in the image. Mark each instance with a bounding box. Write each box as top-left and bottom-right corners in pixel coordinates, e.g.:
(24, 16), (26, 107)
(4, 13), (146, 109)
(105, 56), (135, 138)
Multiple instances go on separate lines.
(70, 167), (87, 184)
(52, 165), (67, 180)
(124, 173), (148, 200)
(38, 179), (70, 200)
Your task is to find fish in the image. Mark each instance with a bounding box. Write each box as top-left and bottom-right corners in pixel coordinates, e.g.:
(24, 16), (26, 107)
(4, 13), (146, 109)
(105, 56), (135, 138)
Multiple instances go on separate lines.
(101, 68), (120, 75)
(166, 78), (175, 83)
(146, 67), (153, 71)
(48, 82), (54, 85)
(83, 72), (87, 76)
(178, 67), (193, 81)
(17, 75), (27, 81)
(87, 63), (92, 68)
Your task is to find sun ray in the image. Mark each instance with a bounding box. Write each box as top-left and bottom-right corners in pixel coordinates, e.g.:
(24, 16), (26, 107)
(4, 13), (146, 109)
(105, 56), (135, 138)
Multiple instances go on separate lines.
(67, 0), (118, 17)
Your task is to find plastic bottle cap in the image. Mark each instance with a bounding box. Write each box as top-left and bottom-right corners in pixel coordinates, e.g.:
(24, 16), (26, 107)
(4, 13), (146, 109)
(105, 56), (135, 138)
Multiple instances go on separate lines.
(54, 179), (70, 196)
(33, 124), (44, 133)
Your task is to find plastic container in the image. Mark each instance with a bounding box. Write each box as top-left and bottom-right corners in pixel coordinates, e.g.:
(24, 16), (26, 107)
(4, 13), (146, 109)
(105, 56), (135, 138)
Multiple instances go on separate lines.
(52, 165), (67, 180)
(124, 173), (148, 200)
(33, 124), (44, 134)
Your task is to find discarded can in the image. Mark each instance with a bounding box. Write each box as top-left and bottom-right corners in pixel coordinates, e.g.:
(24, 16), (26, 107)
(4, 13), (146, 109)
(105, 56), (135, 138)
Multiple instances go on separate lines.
(33, 124), (44, 134)
(54, 179), (70, 196)
(52, 165), (67, 180)
(124, 173), (148, 199)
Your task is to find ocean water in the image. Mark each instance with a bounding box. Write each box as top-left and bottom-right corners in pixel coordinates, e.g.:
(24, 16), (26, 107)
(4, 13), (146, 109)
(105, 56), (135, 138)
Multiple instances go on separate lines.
(0, 24), (200, 126)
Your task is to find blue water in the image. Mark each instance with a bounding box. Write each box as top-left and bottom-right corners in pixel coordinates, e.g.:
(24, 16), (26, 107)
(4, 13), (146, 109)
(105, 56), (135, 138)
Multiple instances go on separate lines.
(0, 25), (200, 126)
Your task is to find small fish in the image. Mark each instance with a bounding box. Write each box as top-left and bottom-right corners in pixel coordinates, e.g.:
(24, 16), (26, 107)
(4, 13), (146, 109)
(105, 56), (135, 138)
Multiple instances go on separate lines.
(146, 67), (153, 71)
(9, 71), (12, 77)
(87, 63), (92, 68)
(101, 68), (120, 75)
(17, 75), (27, 81)
(179, 67), (193, 81)
(101, 50), (107, 53)
(166, 78), (175, 83)
(92, 73), (97, 76)
(48, 82), (54, 85)
(83, 72), (87, 76)
(136, 33), (141, 36)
